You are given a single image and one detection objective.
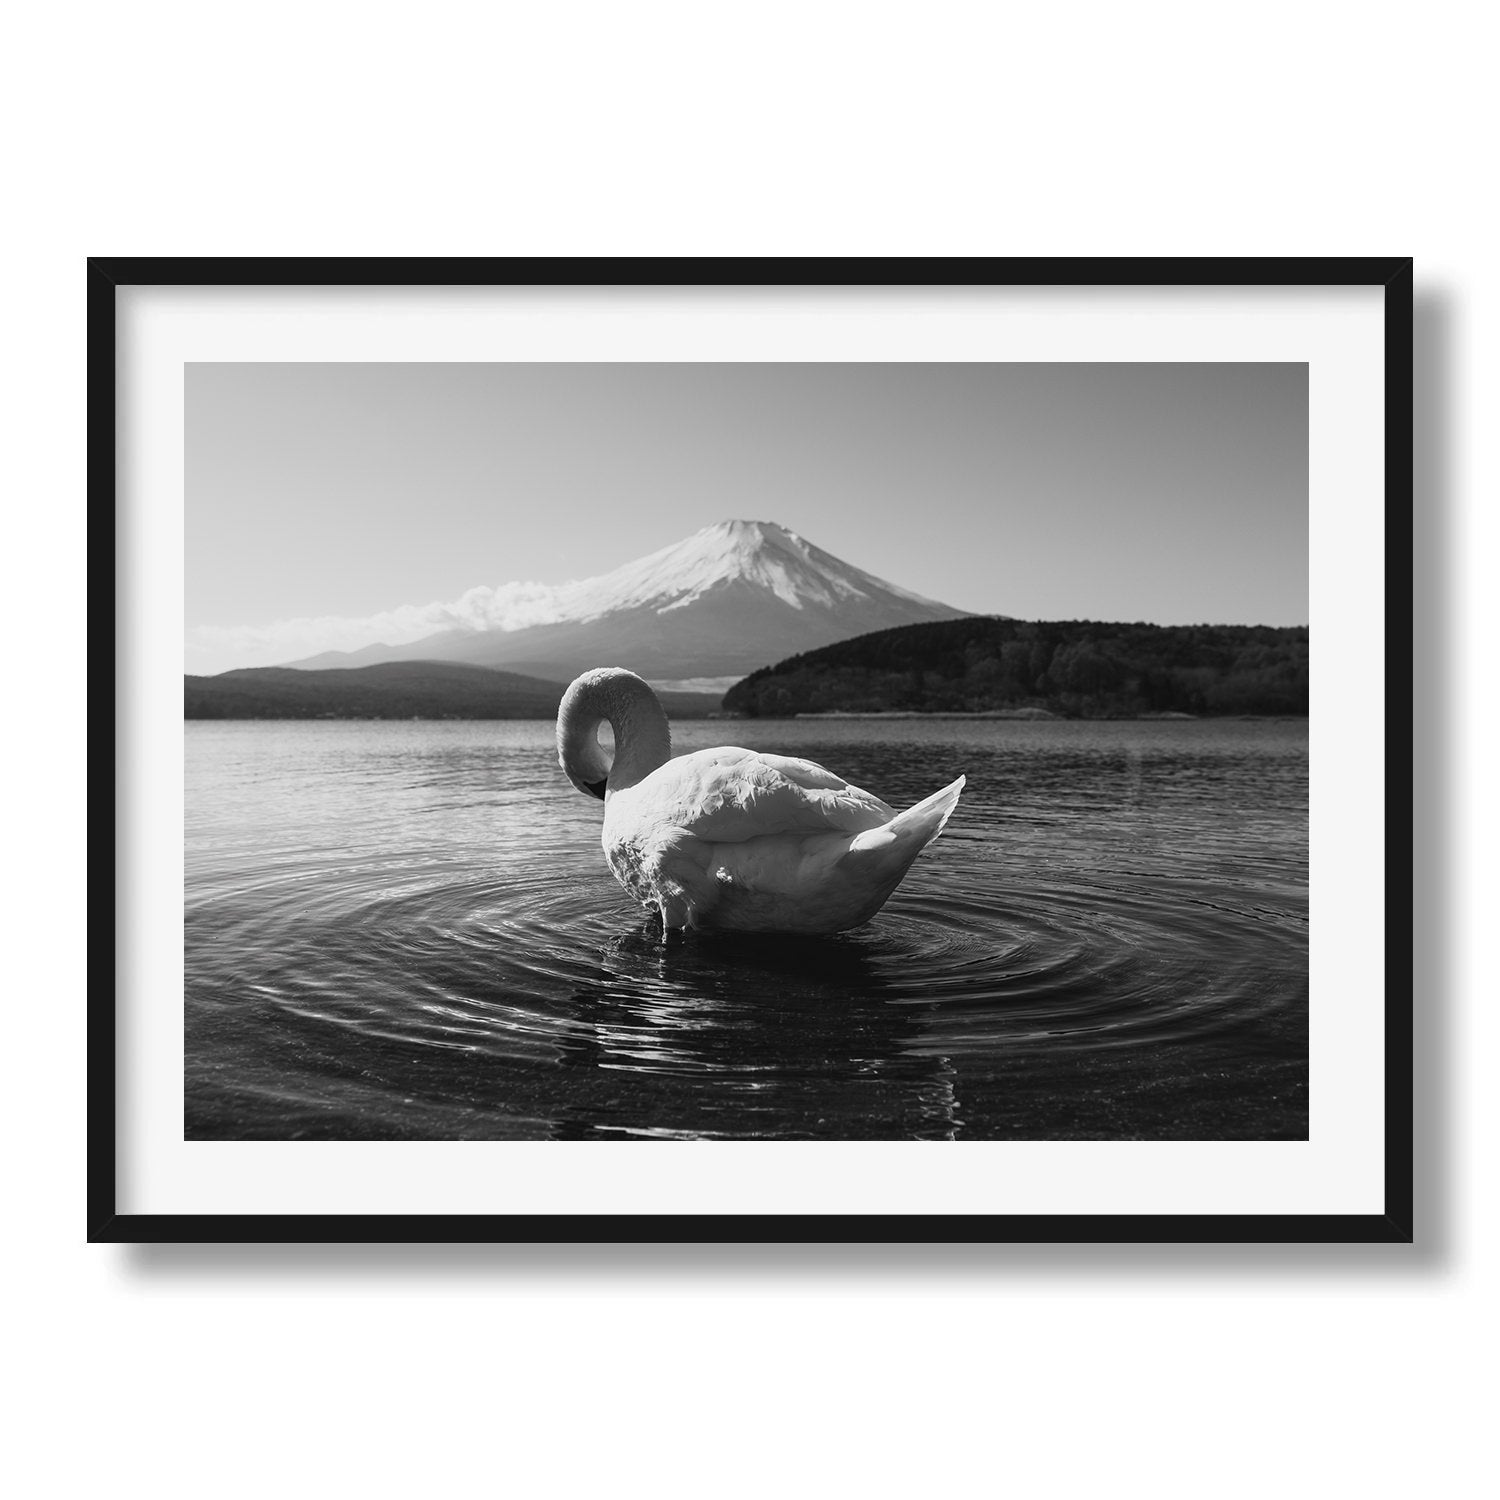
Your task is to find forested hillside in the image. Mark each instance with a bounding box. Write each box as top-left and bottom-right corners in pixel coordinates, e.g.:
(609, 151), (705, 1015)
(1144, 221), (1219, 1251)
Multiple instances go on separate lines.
(185, 662), (722, 720)
(722, 618), (1308, 718)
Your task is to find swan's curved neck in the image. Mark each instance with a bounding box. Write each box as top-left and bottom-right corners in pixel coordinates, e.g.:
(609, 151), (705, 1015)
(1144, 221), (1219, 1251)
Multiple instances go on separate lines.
(557, 669), (672, 798)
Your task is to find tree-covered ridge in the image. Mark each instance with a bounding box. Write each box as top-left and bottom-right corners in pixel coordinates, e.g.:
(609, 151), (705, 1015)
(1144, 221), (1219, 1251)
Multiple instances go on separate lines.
(721, 618), (1308, 718)
(184, 662), (722, 720)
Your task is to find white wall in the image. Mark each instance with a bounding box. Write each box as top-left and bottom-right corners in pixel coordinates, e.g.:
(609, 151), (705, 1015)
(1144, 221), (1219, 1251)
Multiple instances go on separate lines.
(6, 4), (1488, 1496)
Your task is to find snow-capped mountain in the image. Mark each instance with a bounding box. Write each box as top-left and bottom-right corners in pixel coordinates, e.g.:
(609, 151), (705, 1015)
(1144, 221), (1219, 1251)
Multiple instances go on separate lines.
(543, 518), (943, 618)
(287, 520), (971, 687)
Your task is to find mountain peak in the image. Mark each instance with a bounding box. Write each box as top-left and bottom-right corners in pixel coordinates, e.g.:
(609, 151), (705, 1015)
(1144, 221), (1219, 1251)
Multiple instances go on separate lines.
(588, 518), (917, 617)
(702, 518), (798, 551)
(281, 520), (970, 680)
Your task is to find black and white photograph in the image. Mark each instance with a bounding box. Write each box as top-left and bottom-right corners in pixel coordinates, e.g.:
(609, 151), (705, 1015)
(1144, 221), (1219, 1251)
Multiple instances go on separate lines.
(184, 357), (1310, 1144)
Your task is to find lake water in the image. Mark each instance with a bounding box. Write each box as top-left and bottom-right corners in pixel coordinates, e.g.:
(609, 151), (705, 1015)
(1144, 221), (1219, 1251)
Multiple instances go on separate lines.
(185, 717), (1308, 1140)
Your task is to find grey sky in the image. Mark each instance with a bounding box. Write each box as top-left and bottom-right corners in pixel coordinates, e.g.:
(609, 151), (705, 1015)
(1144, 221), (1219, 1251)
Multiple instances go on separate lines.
(187, 362), (1307, 669)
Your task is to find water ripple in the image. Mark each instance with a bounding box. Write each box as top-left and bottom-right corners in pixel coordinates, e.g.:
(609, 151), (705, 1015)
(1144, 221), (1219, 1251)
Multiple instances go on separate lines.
(185, 719), (1308, 1140)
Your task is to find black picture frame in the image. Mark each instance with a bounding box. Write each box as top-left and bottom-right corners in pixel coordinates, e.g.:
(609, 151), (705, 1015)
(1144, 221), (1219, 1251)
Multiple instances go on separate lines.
(95, 257), (1414, 1245)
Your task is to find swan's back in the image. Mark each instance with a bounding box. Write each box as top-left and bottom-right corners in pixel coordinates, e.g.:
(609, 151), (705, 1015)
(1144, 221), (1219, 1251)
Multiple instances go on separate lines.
(616, 746), (894, 846)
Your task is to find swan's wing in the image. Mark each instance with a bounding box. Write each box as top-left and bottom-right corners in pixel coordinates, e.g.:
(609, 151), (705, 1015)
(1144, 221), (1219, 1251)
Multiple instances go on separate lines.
(635, 747), (894, 844)
(753, 752), (856, 790)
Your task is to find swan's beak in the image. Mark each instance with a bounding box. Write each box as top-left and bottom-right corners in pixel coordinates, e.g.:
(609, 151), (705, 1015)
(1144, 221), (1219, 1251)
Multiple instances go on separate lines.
(561, 762), (608, 800)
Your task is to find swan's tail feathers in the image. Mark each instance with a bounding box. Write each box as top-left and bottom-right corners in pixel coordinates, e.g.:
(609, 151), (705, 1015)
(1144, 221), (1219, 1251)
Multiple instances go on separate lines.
(848, 775), (965, 857)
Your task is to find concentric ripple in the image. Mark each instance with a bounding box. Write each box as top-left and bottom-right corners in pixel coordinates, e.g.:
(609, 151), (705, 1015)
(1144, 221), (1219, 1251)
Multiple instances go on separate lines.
(186, 718), (1308, 1140)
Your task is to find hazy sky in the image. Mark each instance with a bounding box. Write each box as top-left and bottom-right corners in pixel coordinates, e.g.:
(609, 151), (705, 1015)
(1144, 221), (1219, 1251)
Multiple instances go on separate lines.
(187, 362), (1307, 672)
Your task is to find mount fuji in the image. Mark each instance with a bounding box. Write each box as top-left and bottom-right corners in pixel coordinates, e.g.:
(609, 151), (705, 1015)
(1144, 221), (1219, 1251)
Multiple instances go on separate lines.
(286, 520), (972, 689)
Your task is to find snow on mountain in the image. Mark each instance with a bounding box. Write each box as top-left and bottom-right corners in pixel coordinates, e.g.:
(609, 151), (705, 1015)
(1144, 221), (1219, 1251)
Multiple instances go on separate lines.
(555, 519), (941, 619)
(285, 520), (971, 684)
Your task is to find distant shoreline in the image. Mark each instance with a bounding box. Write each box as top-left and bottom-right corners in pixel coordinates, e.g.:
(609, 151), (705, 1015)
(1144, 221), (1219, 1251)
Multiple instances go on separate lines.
(795, 709), (1065, 720)
(186, 711), (1309, 724)
(789, 710), (1307, 722)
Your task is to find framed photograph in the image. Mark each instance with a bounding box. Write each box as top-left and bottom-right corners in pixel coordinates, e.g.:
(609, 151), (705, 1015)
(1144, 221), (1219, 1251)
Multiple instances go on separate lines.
(97, 258), (1413, 1243)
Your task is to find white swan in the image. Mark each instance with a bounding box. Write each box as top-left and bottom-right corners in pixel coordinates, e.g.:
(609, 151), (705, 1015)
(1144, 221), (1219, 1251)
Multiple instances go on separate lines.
(556, 667), (965, 934)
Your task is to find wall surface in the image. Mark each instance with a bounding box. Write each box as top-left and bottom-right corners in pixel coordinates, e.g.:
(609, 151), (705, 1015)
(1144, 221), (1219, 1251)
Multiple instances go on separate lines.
(6, 5), (1488, 1496)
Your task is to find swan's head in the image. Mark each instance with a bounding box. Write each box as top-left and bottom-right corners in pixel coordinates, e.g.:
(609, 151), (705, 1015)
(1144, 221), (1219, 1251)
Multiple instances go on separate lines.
(556, 667), (672, 800)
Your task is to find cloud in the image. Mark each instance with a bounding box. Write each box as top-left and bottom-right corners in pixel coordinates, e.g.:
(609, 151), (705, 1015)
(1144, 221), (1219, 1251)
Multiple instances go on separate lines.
(185, 579), (578, 676)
